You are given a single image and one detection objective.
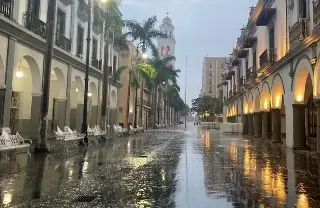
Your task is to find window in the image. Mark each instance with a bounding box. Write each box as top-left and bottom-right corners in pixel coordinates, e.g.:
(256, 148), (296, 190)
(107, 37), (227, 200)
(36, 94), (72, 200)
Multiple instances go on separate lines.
(209, 71), (212, 76)
(209, 79), (212, 85)
(209, 62), (213, 68)
(299, 0), (308, 18)
(253, 51), (257, 68)
(77, 25), (84, 55)
(113, 55), (117, 72)
(56, 9), (66, 35)
(92, 38), (98, 59)
(269, 27), (275, 49)
(209, 88), (212, 93)
(169, 31), (172, 37)
(28, 0), (40, 17)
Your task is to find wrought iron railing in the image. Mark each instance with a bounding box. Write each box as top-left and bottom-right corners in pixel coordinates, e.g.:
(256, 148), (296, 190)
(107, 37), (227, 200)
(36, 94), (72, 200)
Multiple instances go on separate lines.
(289, 18), (309, 47)
(23, 13), (46, 39)
(314, 0), (320, 28)
(55, 33), (71, 52)
(245, 67), (257, 81)
(92, 58), (102, 70)
(78, 0), (90, 16)
(259, 49), (276, 68)
(0, 0), (12, 18)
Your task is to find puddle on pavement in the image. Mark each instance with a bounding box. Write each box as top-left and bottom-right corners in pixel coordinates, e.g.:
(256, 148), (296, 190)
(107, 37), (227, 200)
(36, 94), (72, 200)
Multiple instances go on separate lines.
(0, 126), (320, 207)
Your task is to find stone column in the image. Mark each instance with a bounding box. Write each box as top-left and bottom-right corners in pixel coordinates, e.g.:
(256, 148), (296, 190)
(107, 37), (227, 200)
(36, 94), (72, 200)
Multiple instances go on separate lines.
(0, 87), (5, 130)
(243, 114), (248, 135)
(292, 104), (308, 150)
(24, 93), (42, 139)
(2, 37), (16, 131)
(315, 100), (320, 153)
(271, 108), (282, 143)
(64, 65), (71, 126)
(253, 112), (262, 138)
(261, 111), (270, 139)
(248, 113), (254, 136)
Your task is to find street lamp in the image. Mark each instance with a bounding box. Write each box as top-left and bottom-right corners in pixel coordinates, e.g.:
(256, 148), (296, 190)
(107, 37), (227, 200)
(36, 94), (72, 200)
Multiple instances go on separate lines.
(82, 0), (107, 144)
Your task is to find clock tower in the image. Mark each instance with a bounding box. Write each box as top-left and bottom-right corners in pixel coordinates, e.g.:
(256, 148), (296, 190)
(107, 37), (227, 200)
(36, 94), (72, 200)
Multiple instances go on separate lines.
(157, 12), (176, 63)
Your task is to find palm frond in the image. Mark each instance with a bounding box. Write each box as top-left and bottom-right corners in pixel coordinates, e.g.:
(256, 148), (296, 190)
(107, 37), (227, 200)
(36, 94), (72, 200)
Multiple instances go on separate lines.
(113, 65), (128, 80)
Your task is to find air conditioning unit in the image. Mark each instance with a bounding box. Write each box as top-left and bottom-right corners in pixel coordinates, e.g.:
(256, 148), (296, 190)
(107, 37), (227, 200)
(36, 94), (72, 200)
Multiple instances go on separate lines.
(77, 54), (83, 59)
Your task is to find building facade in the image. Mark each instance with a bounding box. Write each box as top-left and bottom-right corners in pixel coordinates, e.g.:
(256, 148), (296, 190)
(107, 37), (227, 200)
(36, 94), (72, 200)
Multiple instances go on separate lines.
(0, 0), (122, 138)
(223, 0), (320, 150)
(118, 41), (151, 128)
(202, 57), (227, 97)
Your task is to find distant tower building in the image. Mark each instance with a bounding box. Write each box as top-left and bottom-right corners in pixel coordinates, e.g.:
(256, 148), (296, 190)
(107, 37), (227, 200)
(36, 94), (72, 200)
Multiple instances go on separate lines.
(202, 57), (228, 98)
(157, 12), (176, 63)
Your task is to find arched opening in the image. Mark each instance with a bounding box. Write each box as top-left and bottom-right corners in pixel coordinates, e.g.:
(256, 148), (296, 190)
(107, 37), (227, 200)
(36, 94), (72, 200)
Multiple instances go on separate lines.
(292, 59), (314, 149)
(110, 90), (117, 108)
(305, 75), (317, 149)
(48, 68), (66, 133)
(88, 82), (98, 127)
(11, 56), (41, 135)
(70, 76), (84, 131)
(272, 75), (286, 142)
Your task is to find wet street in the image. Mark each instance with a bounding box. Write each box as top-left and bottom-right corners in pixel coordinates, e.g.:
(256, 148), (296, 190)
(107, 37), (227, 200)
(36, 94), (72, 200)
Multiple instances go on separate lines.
(1, 124), (320, 207)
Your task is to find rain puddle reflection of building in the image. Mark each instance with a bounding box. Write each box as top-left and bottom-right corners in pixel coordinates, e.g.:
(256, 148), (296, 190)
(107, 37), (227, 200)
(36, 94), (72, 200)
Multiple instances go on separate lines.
(197, 129), (319, 207)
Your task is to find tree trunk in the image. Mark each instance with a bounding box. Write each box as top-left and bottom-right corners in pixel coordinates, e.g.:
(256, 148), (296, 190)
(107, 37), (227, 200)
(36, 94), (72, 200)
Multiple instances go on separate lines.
(101, 38), (110, 131)
(139, 81), (143, 127)
(125, 70), (132, 131)
(134, 88), (138, 127)
(36, 0), (57, 152)
(153, 86), (158, 128)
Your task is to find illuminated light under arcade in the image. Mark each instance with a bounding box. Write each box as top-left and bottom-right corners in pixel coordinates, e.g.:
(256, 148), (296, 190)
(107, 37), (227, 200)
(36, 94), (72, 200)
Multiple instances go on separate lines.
(296, 94), (303, 103)
(264, 101), (268, 110)
(15, 70), (23, 78)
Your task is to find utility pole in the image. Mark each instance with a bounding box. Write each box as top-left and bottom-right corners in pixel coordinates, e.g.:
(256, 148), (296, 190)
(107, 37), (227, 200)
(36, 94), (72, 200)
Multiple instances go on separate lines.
(185, 54), (187, 129)
(81, 0), (93, 144)
(35, 0), (57, 153)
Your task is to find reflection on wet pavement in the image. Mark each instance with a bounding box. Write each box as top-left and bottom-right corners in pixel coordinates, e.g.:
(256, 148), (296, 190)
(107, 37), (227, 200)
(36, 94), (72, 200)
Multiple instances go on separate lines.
(1, 124), (320, 207)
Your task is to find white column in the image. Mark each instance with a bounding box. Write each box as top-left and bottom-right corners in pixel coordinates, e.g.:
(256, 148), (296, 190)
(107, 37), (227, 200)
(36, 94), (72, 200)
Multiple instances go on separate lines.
(235, 67), (239, 89)
(248, 48), (253, 69)
(241, 58), (246, 79)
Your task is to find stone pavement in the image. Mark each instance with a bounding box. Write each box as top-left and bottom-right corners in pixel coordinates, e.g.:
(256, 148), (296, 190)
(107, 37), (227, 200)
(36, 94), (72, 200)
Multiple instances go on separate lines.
(0, 124), (320, 207)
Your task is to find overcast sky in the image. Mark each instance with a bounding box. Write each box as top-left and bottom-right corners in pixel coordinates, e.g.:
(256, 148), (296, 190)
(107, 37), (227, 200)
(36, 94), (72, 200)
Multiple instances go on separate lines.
(121, 0), (257, 105)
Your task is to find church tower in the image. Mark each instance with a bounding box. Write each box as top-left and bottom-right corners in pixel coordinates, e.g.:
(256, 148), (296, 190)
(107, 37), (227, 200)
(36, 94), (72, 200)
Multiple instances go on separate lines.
(157, 13), (176, 61)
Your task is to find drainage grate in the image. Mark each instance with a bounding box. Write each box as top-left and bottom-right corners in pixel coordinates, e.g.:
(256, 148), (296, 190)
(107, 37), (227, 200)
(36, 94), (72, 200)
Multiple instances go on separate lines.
(138, 155), (148, 158)
(74, 195), (97, 202)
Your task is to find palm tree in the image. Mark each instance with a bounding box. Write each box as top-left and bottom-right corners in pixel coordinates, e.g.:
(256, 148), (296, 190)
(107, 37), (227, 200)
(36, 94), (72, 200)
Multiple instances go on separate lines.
(101, 0), (123, 130)
(125, 16), (167, 127)
(125, 62), (157, 130)
(148, 48), (178, 128)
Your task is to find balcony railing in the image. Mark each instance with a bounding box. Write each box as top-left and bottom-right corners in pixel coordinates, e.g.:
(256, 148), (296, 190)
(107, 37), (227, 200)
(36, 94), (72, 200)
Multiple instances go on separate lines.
(92, 5), (103, 34)
(259, 49), (276, 70)
(0, 0), (12, 18)
(314, 0), (320, 28)
(289, 18), (309, 47)
(92, 58), (102, 70)
(245, 67), (257, 85)
(23, 13), (46, 39)
(55, 33), (71, 52)
(78, 0), (90, 22)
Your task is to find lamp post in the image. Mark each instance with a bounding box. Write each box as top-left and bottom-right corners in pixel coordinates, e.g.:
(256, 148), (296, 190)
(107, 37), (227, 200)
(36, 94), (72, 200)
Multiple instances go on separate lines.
(35, 0), (57, 153)
(82, 0), (107, 144)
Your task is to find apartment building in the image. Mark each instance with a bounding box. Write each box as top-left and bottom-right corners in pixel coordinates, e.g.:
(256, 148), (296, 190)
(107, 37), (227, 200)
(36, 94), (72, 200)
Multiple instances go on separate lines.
(0, 0), (122, 138)
(202, 57), (227, 98)
(223, 0), (320, 150)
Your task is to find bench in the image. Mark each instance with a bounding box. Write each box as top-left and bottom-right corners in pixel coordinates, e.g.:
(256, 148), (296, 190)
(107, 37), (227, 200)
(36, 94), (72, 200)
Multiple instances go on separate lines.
(0, 130), (32, 158)
(54, 127), (85, 152)
(113, 125), (128, 137)
(88, 125), (107, 141)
